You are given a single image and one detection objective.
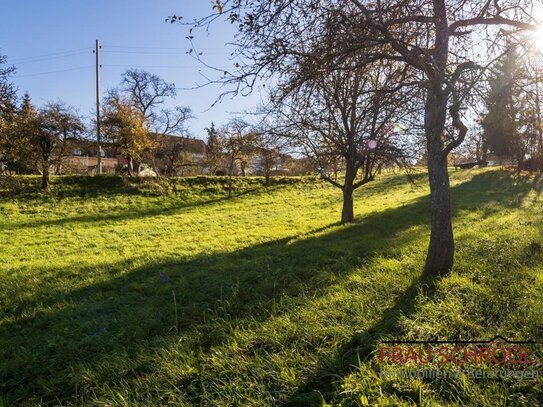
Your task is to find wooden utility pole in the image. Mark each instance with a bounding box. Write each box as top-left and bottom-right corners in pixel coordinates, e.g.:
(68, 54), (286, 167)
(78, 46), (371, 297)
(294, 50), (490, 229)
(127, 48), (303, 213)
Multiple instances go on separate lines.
(94, 39), (102, 174)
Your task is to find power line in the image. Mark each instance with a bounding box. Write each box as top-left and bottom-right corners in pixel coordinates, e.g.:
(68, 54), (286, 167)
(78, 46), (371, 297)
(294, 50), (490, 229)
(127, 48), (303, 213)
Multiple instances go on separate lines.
(103, 44), (234, 51)
(102, 50), (233, 56)
(11, 47), (93, 63)
(15, 66), (94, 78)
(14, 51), (92, 65)
(102, 50), (187, 55)
(103, 64), (217, 69)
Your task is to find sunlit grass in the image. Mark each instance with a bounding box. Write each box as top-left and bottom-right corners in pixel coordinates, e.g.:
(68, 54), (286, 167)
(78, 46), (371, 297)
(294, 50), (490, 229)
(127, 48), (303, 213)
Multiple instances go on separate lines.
(0, 169), (542, 406)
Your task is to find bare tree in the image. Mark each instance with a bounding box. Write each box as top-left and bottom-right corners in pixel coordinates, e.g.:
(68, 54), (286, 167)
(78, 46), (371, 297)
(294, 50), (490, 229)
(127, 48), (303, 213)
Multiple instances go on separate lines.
(175, 0), (540, 276)
(270, 59), (415, 223)
(253, 129), (289, 185)
(221, 119), (258, 197)
(119, 69), (176, 120)
(114, 69), (192, 135)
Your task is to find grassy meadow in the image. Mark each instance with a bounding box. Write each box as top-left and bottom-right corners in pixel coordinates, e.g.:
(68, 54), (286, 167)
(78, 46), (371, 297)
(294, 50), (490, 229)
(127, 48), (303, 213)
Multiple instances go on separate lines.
(0, 169), (542, 406)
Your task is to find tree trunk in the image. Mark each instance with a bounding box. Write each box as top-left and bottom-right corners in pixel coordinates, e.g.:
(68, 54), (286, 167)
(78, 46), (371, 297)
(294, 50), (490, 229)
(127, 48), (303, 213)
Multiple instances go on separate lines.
(41, 165), (49, 190)
(127, 157), (133, 176)
(341, 160), (356, 224)
(228, 174), (233, 198)
(228, 160), (234, 198)
(341, 184), (354, 223)
(424, 86), (454, 276)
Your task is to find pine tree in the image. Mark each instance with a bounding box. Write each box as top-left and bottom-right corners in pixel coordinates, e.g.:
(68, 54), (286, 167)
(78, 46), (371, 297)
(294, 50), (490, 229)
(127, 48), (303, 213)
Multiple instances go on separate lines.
(204, 122), (223, 175)
(19, 93), (34, 118)
(481, 50), (523, 163)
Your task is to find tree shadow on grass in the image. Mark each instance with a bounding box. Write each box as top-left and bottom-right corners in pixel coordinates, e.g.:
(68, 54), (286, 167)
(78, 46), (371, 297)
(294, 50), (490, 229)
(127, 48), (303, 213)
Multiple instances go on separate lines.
(284, 169), (543, 406)
(284, 273), (438, 406)
(0, 195), (430, 404)
(0, 171), (540, 405)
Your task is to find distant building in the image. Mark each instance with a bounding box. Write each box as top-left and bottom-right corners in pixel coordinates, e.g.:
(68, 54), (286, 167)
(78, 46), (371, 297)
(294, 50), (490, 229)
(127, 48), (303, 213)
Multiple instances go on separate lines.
(65, 134), (207, 176)
(65, 139), (120, 175)
(12, 133), (310, 177)
(151, 134), (207, 176)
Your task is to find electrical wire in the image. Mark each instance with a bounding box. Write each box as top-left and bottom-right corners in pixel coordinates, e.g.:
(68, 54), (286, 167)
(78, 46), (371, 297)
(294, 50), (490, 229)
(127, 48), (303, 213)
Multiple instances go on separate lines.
(14, 51), (92, 65)
(103, 64), (229, 69)
(102, 50), (186, 55)
(11, 47), (93, 63)
(102, 50), (232, 55)
(15, 66), (94, 78)
(10, 44), (231, 78)
(103, 45), (234, 51)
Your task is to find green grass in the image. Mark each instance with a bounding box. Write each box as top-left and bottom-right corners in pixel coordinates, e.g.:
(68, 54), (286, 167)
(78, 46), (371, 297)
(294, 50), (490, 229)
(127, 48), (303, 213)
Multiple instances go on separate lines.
(0, 169), (542, 406)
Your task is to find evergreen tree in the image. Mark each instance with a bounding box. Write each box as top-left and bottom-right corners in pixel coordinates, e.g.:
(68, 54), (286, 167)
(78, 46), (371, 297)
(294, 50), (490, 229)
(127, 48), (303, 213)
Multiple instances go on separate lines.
(481, 50), (523, 162)
(204, 122), (223, 175)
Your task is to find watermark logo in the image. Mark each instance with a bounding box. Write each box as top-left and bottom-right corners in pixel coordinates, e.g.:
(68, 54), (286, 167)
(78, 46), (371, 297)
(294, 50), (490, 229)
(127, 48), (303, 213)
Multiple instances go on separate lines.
(377, 336), (541, 380)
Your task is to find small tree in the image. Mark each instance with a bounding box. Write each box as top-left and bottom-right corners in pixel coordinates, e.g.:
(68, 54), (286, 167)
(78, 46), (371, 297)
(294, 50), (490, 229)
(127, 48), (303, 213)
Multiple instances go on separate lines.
(102, 96), (151, 176)
(30, 102), (85, 189)
(252, 124), (289, 185)
(257, 141), (286, 185)
(221, 120), (258, 197)
(271, 61), (414, 223)
(152, 135), (201, 176)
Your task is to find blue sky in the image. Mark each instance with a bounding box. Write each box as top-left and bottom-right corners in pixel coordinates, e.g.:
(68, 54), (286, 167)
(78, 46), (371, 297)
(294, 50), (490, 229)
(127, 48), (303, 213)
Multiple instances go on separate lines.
(0, 0), (263, 140)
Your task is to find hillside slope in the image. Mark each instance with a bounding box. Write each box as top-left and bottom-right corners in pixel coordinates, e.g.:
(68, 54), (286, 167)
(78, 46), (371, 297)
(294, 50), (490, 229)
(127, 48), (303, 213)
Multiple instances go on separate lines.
(0, 170), (542, 406)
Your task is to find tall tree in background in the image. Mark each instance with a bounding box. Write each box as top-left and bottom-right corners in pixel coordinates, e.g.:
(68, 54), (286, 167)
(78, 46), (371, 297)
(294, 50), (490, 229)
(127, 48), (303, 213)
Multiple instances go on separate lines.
(0, 53), (18, 174)
(111, 69), (192, 174)
(481, 50), (523, 164)
(115, 69), (192, 136)
(176, 0), (539, 276)
(1, 94), (40, 175)
(119, 69), (176, 120)
(0, 53), (16, 119)
(205, 122), (222, 175)
(0, 98), (19, 174)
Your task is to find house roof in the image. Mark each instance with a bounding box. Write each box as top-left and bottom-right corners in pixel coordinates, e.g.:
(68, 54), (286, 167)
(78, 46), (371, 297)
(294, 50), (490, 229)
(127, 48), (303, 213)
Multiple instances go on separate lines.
(69, 138), (117, 158)
(151, 133), (207, 154)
